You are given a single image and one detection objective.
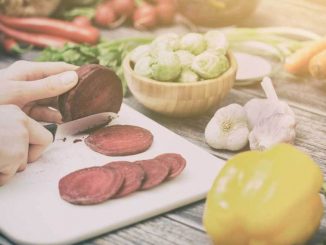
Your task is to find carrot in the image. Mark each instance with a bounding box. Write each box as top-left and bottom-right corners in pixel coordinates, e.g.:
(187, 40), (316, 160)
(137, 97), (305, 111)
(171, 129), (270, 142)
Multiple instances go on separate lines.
(0, 15), (99, 44)
(309, 49), (326, 79)
(284, 38), (326, 75)
(0, 22), (71, 48)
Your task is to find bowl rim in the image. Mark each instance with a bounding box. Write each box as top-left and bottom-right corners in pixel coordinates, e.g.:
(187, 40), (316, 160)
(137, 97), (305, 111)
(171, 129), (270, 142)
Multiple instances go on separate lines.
(123, 50), (238, 88)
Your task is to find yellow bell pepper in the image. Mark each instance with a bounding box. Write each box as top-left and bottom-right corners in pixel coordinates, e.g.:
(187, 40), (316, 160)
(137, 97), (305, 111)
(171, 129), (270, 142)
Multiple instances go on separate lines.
(203, 144), (324, 245)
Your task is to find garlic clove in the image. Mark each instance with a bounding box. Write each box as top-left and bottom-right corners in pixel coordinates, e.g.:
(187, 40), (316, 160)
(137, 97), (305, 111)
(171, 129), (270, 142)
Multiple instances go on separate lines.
(249, 113), (296, 151)
(205, 104), (249, 151)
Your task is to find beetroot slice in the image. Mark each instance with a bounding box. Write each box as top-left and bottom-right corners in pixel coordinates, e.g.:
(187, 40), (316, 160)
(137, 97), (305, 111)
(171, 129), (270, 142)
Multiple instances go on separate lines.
(104, 161), (145, 198)
(136, 159), (169, 190)
(58, 64), (123, 122)
(58, 166), (124, 205)
(155, 153), (187, 179)
(85, 125), (154, 156)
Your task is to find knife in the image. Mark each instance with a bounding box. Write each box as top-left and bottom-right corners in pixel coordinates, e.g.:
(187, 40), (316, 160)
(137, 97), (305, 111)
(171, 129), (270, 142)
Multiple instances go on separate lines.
(44, 112), (118, 140)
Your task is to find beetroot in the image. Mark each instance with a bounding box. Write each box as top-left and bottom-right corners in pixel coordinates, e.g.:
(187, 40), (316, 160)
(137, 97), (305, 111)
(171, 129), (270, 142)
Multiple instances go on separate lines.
(59, 167), (124, 205)
(112, 0), (135, 17)
(155, 153), (186, 178)
(105, 161), (145, 197)
(95, 1), (117, 27)
(58, 64), (123, 122)
(133, 3), (157, 30)
(136, 159), (169, 190)
(85, 125), (154, 156)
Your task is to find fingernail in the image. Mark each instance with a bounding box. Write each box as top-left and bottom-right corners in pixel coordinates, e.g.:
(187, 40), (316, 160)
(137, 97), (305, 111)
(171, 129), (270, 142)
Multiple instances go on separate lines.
(60, 71), (78, 86)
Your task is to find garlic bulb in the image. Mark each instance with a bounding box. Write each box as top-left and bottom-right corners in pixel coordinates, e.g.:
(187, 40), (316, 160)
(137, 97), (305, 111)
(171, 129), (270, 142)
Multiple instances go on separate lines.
(246, 77), (297, 150)
(245, 77), (295, 130)
(205, 104), (249, 151)
(244, 99), (295, 130)
(249, 113), (296, 150)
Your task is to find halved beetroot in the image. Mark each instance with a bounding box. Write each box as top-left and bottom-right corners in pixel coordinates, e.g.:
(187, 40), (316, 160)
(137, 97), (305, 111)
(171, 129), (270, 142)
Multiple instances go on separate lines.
(59, 64), (123, 122)
(58, 166), (124, 205)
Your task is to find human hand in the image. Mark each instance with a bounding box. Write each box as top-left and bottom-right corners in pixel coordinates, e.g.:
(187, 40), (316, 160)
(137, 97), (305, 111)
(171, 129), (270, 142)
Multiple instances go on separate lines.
(0, 104), (53, 185)
(0, 61), (78, 123)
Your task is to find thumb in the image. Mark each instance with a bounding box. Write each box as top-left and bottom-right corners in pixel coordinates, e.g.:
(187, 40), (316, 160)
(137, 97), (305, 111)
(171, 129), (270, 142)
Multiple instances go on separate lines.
(18, 71), (78, 104)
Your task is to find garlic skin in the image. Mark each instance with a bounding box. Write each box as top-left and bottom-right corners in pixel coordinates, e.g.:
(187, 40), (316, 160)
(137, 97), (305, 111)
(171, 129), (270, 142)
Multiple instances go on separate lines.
(205, 104), (249, 151)
(244, 98), (295, 130)
(249, 113), (296, 151)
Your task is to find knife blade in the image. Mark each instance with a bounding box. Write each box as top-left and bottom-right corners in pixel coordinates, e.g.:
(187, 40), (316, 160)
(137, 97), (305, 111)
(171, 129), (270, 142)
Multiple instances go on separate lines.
(44, 112), (117, 139)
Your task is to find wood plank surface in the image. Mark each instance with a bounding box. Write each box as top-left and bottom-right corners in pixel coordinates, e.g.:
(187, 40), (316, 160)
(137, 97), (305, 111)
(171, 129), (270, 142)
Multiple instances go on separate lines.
(82, 216), (211, 245)
(0, 0), (325, 244)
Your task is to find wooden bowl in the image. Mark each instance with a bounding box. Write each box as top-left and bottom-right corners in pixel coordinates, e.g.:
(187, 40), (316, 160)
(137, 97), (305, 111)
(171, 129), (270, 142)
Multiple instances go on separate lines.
(123, 52), (237, 117)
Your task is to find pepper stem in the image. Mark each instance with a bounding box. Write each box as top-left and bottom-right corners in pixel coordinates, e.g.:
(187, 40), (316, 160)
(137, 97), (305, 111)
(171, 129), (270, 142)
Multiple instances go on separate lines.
(261, 76), (279, 101)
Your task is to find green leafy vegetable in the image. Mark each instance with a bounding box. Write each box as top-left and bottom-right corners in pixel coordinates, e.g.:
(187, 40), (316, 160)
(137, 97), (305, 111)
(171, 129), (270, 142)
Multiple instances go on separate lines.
(38, 37), (153, 95)
(150, 33), (180, 57)
(178, 68), (199, 83)
(55, 0), (99, 20)
(59, 7), (95, 20)
(151, 51), (182, 81)
(180, 33), (207, 55)
(191, 52), (229, 79)
(134, 56), (153, 78)
(39, 43), (98, 65)
(130, 44), (151, 64)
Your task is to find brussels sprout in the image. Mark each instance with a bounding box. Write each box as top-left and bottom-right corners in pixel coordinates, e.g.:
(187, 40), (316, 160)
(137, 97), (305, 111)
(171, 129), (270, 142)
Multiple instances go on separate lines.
(150, 33), (180, 57)
(130, 45), (151, 64)
(180, 33), (207, 55)
(178, 68), (200, 83)
(152, 51), (181, 81)
(134, 56), (154, 78)
(191, 52), (229, 79)
(175, 50), (195, 68)
(204, 30), (229, 55)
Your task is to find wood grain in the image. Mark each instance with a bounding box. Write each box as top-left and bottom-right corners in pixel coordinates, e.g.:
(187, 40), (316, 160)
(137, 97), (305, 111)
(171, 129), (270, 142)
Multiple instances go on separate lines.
(0, 0), (325, 244)
(82, 216), (211, 245)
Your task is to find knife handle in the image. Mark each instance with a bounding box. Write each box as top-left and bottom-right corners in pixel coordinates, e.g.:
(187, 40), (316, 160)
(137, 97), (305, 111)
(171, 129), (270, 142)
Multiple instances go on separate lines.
(44, 124), (57, 141)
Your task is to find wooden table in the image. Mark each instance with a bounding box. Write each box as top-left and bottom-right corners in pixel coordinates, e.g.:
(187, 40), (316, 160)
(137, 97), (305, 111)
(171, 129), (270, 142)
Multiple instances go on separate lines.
(0, 0), (325, 244)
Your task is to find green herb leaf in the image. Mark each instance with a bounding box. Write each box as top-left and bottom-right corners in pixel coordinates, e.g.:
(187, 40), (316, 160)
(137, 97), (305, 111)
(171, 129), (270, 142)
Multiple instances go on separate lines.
(61, 7), (95, 20)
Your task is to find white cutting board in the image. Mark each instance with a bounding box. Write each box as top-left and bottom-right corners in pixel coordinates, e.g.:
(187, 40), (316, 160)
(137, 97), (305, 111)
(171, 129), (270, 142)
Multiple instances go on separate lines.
(0, 104), (225, 245)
